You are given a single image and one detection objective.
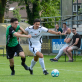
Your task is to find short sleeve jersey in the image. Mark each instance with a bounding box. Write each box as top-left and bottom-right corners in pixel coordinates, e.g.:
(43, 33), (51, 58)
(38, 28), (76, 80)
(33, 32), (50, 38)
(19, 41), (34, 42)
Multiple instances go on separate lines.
(72, 33), (81, 48)
(25, 26), (48, 44)
(6, 25), (20, 47)
(66, 32), (74, 44)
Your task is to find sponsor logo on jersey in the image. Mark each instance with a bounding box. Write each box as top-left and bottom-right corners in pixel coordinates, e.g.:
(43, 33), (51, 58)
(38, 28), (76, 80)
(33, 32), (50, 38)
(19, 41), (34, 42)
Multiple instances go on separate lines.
(32, 35), (40, 38)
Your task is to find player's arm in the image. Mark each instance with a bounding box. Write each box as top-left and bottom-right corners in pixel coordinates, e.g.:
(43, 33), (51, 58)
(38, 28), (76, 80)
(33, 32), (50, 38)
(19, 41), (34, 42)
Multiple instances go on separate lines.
(13, 32), (31, 38)
(20, 27), (28, 35)
(48, 30), (61, 35)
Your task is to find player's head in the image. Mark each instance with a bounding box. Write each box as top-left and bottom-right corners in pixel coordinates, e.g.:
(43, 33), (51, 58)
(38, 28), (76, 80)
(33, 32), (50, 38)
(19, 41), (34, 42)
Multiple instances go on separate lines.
(33, 19), (40, 29)
(10, 18), (18, 29)
(67, 28), (71, 34)
(55, 24), (59, 30)
(63, 23), (66, 28)
(72, 28), (76, 34)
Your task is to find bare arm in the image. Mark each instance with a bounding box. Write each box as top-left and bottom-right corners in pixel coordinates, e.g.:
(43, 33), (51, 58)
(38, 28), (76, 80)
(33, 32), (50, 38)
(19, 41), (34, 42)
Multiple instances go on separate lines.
(64, 38), (71, 43)
(64, 38), (67, 42)
(13, 32), (31, 38)
(48, 30), (61, 35)
(20, 27), (28, 35)
(72, 38), (79, 46)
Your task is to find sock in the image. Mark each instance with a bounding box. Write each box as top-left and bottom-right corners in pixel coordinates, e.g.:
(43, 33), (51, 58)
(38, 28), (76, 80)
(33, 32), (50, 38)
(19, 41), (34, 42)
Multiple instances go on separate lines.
(10, 65), (14, 72)
(30, 59), (36, 70)
(39, 58), (46, 71)
(21, 57), (26, 65)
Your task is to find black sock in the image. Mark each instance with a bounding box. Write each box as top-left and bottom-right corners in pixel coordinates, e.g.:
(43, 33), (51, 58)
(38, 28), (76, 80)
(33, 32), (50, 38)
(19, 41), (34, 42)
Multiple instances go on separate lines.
(21, 57), (26, 65)
(10, 65), (14, 72)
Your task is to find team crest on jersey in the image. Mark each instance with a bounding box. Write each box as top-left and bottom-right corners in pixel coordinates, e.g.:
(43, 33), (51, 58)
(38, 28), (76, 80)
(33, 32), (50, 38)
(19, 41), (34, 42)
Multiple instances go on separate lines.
(30, 31), (33, 33)
(35, 34), (37, 35)
(12, 30), (14, 33)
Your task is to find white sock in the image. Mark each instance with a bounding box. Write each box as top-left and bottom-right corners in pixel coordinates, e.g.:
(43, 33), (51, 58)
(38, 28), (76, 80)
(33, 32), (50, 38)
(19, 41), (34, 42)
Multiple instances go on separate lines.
(39, 58), (46, 71)
(30, 59), (36, 70)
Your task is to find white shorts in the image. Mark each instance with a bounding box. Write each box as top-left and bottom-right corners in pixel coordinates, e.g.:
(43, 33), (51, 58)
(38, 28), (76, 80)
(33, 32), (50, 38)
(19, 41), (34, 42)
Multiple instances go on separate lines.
(29, 43), (41, 56)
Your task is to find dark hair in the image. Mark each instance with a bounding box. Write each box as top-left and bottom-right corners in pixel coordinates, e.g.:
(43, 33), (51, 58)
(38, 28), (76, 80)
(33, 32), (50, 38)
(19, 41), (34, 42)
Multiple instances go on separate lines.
(63, 23), (66, 25)
(72, 28), (76, 30)
(10, 18), (18, 23)
(33, 19), (40, 23)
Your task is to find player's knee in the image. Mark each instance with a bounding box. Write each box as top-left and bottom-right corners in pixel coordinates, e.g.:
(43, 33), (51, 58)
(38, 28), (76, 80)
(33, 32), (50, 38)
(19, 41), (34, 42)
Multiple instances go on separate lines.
(40, 54), (43, 58)
(21, 55), (25, 58)
(10, 61), (14, 66)
(19, 52), (25, 58)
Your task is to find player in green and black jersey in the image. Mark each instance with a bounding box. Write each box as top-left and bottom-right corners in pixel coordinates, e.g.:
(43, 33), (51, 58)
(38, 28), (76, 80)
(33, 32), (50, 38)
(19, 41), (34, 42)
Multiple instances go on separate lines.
(6, 18), (31, 75)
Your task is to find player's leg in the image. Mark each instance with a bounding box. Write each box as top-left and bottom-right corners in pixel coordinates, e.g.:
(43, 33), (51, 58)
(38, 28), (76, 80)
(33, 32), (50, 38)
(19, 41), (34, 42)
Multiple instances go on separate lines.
(6, 46), (15, 75)
(17, 44), (29, 70)
(29, 47), (49, 75)
(36, 51), (49, 75)
(9, 58), (15, 75)
(19, 52), (29, 70)
(29, 56), (38, 75)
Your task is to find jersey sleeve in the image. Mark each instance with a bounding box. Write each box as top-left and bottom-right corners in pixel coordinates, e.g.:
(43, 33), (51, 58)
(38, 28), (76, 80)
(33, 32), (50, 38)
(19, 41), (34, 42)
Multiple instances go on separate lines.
(25, 27), (29, 32)
(9, 28), (16, 37)
(41, 27), (48, 32)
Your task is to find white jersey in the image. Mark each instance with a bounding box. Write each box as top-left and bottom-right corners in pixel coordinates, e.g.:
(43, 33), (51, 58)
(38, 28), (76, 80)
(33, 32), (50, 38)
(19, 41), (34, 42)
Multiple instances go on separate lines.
(25, 25), (48, 48)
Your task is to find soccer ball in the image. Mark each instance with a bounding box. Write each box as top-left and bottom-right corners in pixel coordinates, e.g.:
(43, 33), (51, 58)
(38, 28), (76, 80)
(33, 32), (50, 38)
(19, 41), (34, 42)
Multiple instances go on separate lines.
(51, 69), (59, 77)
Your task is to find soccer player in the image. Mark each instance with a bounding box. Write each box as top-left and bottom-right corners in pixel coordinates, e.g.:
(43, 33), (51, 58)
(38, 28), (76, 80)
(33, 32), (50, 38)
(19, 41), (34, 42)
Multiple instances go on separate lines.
(25, 19), (61, 75)
(6, 18), (31, 75)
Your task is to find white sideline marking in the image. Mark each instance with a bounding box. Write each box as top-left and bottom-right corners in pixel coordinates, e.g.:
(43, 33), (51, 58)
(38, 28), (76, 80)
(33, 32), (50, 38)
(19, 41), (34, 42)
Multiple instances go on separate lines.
(0, 63), (6, 64)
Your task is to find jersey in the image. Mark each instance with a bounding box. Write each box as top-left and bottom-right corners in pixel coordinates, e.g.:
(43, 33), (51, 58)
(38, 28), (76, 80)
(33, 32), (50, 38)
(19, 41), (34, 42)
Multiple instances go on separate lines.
(6, 25), (20, 47)
(25, 25), (48, 48)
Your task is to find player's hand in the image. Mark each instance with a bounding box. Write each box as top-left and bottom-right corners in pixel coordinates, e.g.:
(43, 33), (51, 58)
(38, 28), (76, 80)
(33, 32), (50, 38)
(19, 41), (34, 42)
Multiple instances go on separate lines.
(27, 34), (31, 38)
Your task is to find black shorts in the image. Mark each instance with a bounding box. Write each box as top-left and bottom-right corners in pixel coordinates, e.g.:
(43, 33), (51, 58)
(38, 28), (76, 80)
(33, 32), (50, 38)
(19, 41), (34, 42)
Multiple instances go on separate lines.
(6, 44), (23, 59)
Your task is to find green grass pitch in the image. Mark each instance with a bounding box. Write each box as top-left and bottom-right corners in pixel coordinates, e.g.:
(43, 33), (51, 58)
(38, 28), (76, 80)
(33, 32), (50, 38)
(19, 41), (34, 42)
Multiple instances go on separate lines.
(0, 55), (82, 82)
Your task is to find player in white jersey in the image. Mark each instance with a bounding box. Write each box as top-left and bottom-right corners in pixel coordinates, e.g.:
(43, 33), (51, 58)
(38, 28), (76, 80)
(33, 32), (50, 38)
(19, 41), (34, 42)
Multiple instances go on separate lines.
(25, 19), (61, 75)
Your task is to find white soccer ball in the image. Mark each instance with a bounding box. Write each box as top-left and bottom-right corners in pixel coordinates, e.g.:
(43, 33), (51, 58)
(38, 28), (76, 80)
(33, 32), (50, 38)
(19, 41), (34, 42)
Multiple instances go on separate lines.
(51, 69), (59, 77)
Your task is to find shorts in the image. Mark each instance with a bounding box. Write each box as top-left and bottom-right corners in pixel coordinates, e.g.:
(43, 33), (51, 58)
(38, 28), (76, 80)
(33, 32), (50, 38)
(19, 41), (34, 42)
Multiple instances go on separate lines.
(29, 46), (41, 56)
(71, 46), (79, 50)
(6, 44), (23, 59)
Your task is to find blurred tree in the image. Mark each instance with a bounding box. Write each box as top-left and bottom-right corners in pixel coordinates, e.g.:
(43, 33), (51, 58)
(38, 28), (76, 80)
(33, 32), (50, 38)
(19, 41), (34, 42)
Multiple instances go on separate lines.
(24, 0), (40, 25)
(12, 6), (21, 22)
(0, 0), (7, 23)
(40, 0), (60, 28)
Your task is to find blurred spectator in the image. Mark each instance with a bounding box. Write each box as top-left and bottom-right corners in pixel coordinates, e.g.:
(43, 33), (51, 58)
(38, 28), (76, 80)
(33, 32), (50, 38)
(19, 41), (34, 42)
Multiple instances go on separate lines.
(63, 28), (81, 62)
(55, 24), (65, 39)
(63, 23), (68, 33)
(62, 23), (68, 38)
(55, 24), (63, 33)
